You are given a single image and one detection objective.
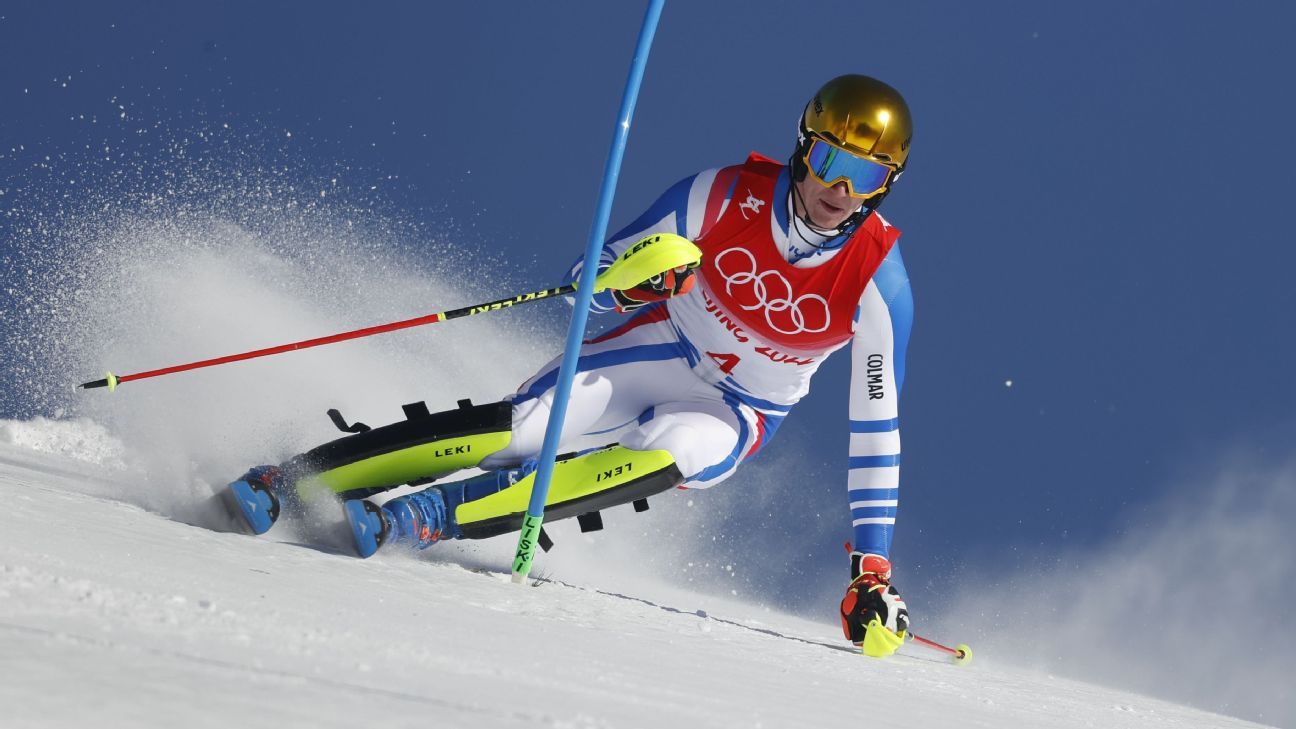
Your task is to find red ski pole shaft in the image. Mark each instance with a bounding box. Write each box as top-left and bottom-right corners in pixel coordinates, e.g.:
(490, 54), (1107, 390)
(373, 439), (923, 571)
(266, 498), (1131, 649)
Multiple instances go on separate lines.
(910, 632), (958, 655)
(909, 632), (973, 664)
(77, 283), (576, 391)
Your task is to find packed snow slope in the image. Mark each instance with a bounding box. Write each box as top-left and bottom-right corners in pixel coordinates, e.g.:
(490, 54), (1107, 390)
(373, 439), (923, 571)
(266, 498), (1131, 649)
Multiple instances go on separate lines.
(0, 436), (1269, 729)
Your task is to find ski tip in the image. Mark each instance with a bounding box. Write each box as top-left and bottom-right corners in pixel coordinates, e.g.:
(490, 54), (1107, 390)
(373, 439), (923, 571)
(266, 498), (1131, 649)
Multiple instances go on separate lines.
(344, 499), (386, 559)
(953, 643), (973, 666)
(226, 479), (280, 536)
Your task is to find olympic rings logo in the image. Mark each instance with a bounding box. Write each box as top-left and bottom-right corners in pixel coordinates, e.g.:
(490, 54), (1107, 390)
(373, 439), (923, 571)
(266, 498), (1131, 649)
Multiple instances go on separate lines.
(713, 248), (830, 335)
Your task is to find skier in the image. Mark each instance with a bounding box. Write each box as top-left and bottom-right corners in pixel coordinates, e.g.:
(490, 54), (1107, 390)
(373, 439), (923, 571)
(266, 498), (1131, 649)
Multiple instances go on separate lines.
(227, 74), (914, 656)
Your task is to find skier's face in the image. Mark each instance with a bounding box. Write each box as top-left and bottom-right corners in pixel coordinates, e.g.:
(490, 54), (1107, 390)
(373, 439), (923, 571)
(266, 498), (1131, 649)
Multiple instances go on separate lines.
(795, 175), (862, 230)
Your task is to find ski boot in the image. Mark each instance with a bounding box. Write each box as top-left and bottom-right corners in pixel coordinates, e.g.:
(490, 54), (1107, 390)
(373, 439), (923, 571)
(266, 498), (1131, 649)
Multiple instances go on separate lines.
(344, 488), (450, 558)
(224, 465), (289, 535)
(343, 468), (522, 558)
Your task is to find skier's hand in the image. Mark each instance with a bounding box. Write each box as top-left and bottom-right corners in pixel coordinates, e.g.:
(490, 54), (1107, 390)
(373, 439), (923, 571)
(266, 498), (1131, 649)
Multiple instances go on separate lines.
(611, 263), (698, 313)
(840, 552), (909, 657)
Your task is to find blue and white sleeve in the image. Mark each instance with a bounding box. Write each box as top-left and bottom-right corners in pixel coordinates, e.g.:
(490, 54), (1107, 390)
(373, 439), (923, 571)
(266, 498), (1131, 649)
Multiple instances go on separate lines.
(565, 168), (731, 312)
(845, 244), (913, 559)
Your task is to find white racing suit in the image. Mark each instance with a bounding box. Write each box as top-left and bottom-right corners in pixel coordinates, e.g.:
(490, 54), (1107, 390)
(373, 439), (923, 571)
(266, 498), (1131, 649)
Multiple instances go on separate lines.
(482, 152), (914, 559)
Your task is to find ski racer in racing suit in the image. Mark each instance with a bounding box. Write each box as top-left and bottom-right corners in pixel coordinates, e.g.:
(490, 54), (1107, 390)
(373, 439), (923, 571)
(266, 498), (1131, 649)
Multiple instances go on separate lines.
(227, 74), (915, 655)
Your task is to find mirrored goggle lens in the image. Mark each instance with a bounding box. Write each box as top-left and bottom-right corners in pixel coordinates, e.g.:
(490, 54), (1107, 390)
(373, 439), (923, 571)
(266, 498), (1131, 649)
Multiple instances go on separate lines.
(804, 138), (893, 199)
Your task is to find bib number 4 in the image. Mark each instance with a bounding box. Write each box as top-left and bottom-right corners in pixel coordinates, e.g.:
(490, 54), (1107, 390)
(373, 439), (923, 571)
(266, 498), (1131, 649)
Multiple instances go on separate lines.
(706, 351), (740, 374)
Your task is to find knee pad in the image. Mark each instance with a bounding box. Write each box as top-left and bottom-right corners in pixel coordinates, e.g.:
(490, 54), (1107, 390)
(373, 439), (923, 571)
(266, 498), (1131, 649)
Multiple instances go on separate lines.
(455, 445), (683, 540)
(286, 399), (512, 501)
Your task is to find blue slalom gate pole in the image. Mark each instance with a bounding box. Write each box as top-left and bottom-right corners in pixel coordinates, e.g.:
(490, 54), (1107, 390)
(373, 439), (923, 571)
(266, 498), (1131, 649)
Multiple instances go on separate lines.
(511, 0), (666, 582)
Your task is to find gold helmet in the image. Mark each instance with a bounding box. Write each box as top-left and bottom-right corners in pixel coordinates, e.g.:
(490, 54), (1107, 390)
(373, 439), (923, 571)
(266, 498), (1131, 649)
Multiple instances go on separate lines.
(801, 74), (913, 171)
(793, 75), (913, 218)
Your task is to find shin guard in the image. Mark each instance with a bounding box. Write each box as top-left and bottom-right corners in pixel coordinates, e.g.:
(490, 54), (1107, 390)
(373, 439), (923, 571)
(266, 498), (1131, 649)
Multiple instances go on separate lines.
(286, 399), (512, 502)
(454, 445), (683, 540)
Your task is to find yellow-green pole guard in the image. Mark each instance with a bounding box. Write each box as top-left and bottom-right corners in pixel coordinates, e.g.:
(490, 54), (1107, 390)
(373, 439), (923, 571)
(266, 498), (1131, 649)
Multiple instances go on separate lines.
(861, 618), (906, 657)
(591, 233), (701, 293)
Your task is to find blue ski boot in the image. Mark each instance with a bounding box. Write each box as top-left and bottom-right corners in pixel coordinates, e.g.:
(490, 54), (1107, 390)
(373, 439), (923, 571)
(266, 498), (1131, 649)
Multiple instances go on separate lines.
(343, 468), (524, 558)
(225, 465), (289, 536)
(345, 487), (450, 559)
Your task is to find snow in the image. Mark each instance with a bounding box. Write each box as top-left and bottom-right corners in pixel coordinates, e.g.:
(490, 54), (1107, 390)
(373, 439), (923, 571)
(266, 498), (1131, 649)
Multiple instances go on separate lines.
(0, 426), (1270, 729)
(0, 416), (127, 468)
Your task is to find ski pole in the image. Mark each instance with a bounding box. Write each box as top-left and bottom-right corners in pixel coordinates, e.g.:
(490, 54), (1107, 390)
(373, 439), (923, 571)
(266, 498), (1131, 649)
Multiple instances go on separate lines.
(76, 232), (698, 393)
(511, 0), (666, 584)
(908, 631), (973, 665)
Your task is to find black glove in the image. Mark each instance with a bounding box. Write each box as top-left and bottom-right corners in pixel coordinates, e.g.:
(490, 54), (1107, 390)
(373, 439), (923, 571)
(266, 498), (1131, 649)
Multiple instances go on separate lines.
(840, 552), (909, 656)
(611, 263), (698, 313)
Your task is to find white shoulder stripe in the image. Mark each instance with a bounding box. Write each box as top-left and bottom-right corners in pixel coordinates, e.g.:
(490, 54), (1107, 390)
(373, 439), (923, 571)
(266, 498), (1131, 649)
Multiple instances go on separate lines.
(685, 168), (720, 240)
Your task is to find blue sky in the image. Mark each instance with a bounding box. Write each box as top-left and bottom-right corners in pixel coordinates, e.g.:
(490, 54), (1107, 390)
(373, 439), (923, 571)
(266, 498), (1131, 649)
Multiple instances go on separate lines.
(3, 1), (1295, 624)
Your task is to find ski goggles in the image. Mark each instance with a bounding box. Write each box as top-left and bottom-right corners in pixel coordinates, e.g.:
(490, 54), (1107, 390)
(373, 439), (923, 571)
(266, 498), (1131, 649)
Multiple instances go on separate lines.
(802, 136), (896, 200)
